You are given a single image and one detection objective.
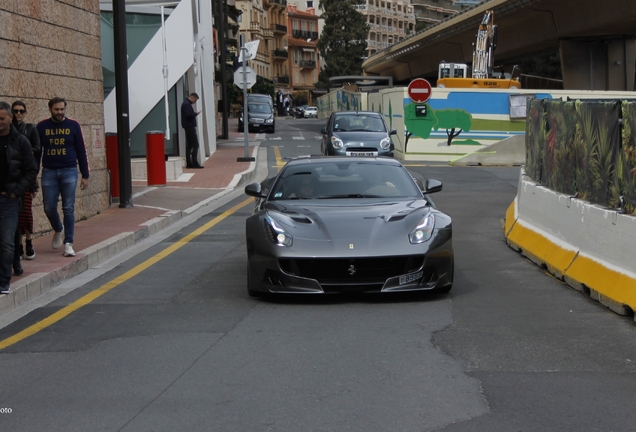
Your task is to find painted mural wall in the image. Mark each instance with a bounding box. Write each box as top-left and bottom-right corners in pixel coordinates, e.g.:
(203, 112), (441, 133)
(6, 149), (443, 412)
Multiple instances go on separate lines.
(320, 86), (636, 162)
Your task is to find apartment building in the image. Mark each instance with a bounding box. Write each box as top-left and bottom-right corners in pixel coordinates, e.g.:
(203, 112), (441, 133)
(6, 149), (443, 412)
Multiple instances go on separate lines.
(286, 4), (321, 98)
(267, 0), (290, 88)
(410, 0), (460, 27)
(236, 0), (272, 79)
(355, 0), (416, 58)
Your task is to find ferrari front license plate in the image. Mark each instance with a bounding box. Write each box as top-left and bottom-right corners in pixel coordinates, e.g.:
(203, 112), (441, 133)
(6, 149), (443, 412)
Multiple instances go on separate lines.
(399, 270), (423, 285)
(346, 151), (378, 156)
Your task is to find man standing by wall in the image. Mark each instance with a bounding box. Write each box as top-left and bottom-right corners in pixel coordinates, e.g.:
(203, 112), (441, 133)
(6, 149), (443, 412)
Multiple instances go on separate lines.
(37, 97), (90, 258)
(181, 93), (203, 169)
(0, 102), (36, 294)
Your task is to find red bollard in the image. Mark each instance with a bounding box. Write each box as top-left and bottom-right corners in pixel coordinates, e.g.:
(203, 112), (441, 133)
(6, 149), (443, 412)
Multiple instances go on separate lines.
(105, 133), (120, 199)
(146, 131), (166, 186)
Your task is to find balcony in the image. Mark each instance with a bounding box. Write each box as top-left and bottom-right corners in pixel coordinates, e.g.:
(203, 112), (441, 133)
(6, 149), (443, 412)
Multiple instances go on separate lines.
(271, 23), (287, 34)
(256, 51), (269, 63)
(299, 60), (316, 69)
(272, 49), (289, 60)
(262, 28), (273, 39)
(270, 0), (287, 6)
(250, 22), (262, 35)
(274, 76), (290, 84)
(291, 30), (319, 41)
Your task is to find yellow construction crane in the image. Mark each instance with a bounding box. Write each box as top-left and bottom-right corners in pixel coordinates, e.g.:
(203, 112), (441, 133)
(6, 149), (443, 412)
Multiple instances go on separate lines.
(436, 10), (521, 89)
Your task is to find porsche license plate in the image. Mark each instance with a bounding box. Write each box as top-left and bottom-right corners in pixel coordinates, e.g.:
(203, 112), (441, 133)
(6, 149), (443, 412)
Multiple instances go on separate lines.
(399, 270), (423, 285)
(346, 151), (378, 156)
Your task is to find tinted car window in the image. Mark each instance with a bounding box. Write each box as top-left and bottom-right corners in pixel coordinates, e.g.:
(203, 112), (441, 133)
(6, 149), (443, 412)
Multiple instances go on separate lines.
(333, 114), (386, 132)
(270, 161), (421, 200)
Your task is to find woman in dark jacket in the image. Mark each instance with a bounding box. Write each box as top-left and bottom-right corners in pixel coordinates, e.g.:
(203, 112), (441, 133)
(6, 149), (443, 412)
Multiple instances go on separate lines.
(11, 101), (41, 275)
(0, 101), (36, 293)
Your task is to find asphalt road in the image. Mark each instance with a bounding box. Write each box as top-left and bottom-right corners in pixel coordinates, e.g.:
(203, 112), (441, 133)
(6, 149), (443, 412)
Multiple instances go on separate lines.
(0, 117), (635, 431)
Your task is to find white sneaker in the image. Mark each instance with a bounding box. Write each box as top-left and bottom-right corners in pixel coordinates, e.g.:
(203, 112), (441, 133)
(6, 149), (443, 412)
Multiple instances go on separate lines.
(52, 228), (64, 249)
(63, 243), (75, 257)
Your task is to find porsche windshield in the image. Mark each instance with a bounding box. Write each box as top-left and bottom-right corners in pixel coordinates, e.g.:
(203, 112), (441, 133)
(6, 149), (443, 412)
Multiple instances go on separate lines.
(270, 161), (421, 200)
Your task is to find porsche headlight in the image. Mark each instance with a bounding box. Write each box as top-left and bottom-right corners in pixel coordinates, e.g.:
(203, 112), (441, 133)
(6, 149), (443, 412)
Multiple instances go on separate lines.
(409, 213), (435, 244)
(264, 215), (293, 247)
(331, 136), (344, 149)
(380, 136), (391, 150)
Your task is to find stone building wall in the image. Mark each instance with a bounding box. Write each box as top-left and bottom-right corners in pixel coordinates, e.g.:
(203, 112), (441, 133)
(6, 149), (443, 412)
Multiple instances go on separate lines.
(0, 0), (108, 238)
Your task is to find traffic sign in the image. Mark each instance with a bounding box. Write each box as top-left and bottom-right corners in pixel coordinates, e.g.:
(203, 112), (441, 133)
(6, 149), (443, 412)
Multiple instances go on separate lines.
(234, 67), (257, 90)
(238, 40), (260, 62)
(407, 78), (432, 103)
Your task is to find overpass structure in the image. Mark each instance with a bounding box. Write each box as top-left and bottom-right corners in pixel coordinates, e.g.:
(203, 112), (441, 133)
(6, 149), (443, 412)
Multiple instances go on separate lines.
(362, 0), (636, 90)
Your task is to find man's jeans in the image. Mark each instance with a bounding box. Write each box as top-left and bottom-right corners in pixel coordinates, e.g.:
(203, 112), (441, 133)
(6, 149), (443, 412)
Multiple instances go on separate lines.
(41, 167), (78, 245)
(0, 195), (20, 287)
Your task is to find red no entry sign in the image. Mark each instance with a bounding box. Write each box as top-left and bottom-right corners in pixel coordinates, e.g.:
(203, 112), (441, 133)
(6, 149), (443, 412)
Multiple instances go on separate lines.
(407, 78), (432, 103)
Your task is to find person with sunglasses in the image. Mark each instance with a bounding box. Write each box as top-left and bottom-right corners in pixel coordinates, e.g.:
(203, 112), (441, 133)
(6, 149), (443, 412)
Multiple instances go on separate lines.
(0, 102), (37, 294)
(11, 101), (41, 274)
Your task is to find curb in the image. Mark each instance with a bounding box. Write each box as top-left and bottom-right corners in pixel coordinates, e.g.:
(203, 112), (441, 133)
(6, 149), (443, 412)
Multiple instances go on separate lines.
(0, 145), (261, 317)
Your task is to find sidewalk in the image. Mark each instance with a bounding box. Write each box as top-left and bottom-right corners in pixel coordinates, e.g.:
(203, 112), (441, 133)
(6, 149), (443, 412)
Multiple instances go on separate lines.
(0, 119), (260, 316)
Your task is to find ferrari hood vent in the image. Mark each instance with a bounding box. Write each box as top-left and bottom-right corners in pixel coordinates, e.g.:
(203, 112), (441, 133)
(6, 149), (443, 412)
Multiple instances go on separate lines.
(289, 215), (313, 224)
(386, 214), (407, 222)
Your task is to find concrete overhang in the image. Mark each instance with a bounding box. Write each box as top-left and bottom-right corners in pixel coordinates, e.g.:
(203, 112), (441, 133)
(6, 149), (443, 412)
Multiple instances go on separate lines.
(362, 0), (636, 83)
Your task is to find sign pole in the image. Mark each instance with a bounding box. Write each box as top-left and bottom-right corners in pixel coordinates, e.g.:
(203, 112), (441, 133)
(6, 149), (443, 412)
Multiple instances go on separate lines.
(237, 35), (255, 162)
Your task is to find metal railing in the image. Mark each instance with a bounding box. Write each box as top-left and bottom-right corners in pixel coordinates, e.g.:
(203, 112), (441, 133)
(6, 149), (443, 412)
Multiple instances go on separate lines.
(292, 30), (319, 40)
(272, 49), (289, 59)
(272, 23), (287, 33)
(274, 76), (290, 84)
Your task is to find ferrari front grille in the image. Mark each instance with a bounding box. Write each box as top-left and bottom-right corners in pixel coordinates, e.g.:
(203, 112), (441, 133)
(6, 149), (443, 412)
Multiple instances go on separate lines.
(279, 256), (425, 284)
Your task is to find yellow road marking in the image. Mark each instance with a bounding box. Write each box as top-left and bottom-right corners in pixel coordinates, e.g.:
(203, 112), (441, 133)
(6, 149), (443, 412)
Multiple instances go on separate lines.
(273, 146), (285, 168)
(0, 198), (254, 351)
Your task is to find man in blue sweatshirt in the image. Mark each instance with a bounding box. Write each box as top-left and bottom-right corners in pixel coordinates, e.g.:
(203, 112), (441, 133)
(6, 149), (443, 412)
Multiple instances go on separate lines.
(37, 97), (90, 258)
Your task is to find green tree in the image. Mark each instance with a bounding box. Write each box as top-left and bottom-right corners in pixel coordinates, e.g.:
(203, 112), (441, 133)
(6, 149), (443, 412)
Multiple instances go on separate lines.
(433, 109), (473, 146)
(318, 0), (369, 78)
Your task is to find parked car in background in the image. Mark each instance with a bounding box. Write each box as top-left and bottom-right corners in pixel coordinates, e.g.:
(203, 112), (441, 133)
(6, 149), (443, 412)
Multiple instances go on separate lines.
(238, 102), (275, 133)
(320, 111), (396, 157)
(303, 106), (318, 118)
(243, 156), (453, 296)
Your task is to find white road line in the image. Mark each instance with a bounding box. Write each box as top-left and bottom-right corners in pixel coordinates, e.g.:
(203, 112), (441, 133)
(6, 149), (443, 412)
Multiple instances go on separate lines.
(292, 136), (305, 140)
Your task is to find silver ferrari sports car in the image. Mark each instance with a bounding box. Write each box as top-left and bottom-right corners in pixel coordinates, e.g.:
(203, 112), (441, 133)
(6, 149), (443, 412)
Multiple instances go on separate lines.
(244, 156), (453, 296)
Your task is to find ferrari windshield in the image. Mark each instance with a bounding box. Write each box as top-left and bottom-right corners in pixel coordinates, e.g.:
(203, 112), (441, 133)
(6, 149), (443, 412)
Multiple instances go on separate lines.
(269, 161), (421, 200)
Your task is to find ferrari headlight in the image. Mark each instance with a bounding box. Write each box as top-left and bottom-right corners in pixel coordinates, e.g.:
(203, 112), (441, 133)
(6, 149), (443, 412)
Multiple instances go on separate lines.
(409, 213), (435, 244)
(380, 136), (391, 150)
(264, 215), (293, 247)
(331, 136), (344, 149)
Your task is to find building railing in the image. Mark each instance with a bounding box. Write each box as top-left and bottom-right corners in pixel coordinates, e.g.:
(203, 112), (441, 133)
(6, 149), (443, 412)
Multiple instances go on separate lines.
(262, 28), (273, 39)
(272, 23), (287, 33)
(270, 0), (287, 6)
(292, 30), (319, 40)
(272, 49), (289, 59)
(274, 76), (290, 84)
(299, 60), (316, 68)
(250, 22), (262, 34)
